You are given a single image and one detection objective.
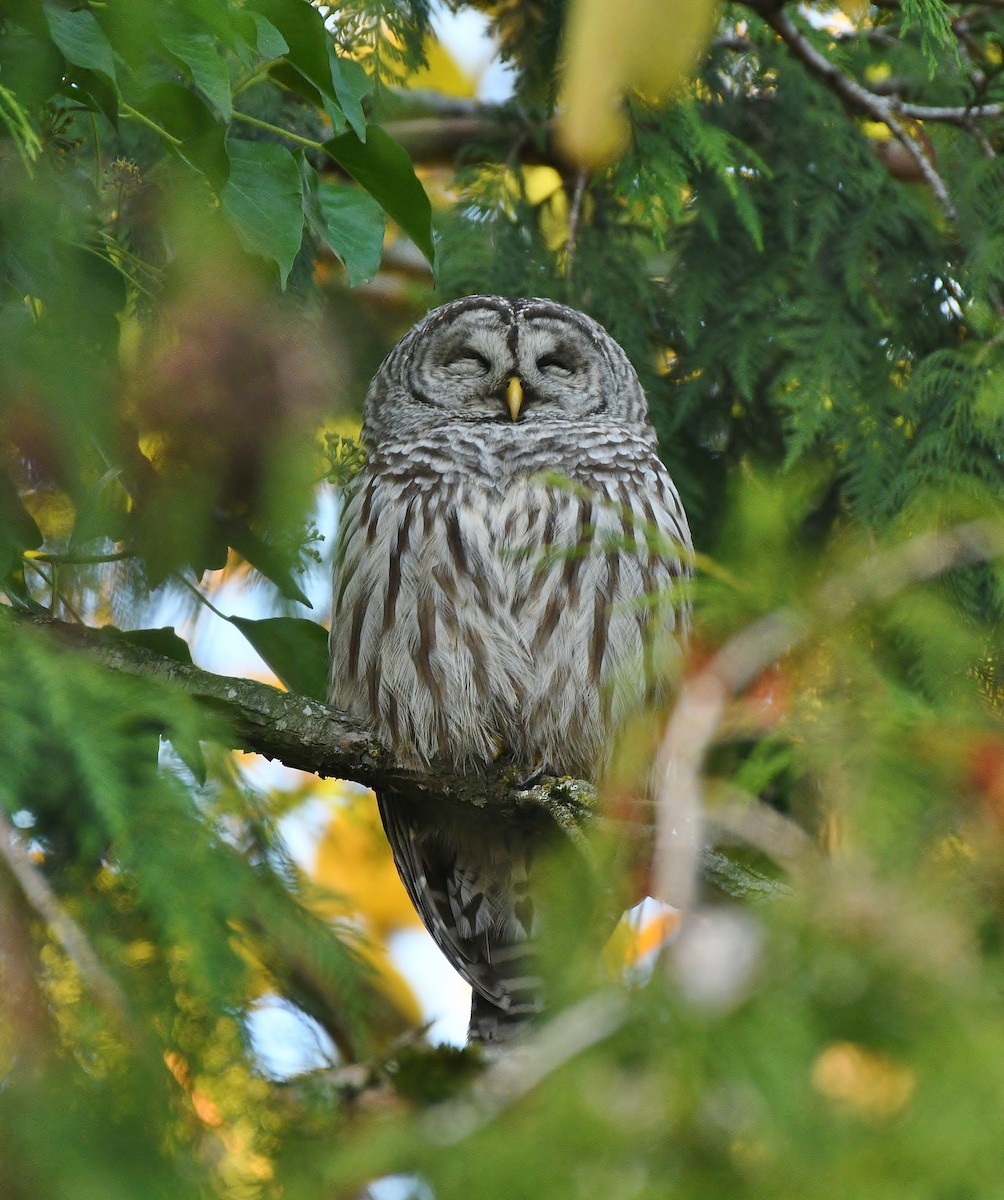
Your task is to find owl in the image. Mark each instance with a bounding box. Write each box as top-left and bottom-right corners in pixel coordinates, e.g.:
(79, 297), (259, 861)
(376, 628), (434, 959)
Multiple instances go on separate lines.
(329, 296), (691, 1044)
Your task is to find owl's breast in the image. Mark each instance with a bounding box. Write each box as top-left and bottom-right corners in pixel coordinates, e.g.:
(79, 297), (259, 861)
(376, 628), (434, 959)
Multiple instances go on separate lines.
(330, 433), (686, 777)
(329, 470), (541, 770)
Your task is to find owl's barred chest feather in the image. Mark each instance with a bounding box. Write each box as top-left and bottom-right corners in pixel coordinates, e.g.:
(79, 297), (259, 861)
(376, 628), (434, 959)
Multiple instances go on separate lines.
(330, 423), (688, 778)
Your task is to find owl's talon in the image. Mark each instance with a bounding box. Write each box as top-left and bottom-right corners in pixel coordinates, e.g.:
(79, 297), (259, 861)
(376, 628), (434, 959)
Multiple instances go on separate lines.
(516, 762), (547, 789)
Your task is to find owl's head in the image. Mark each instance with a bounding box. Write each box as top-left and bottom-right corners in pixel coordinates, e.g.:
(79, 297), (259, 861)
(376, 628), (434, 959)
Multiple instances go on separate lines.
(362, 296), (652, 444)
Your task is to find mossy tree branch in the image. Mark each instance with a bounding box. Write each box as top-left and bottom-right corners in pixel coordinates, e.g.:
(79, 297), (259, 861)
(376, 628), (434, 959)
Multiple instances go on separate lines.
(9, 611), (596, 835)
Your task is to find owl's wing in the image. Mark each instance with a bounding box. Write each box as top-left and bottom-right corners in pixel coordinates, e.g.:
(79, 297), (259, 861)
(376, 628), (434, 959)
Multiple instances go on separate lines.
(376, 791), (541, 1041)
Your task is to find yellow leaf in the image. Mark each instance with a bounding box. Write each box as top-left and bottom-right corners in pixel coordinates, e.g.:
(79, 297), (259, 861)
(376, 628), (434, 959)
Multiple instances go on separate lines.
(860, 119), (892, 143)
(407, 34), (478, 98)
(558, 0), (718, 167)
(538, 188), (570, 252)
(836, 0), (869, 22)
(522, 165), (564, 206)
(811, 1042), (916, 1119)
(604, 908), (681, 973)
(312, 786), (420, 938)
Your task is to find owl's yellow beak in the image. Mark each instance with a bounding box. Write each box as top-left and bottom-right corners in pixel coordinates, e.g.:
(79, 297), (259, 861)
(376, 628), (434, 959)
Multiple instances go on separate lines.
(506, 376), (524, 422)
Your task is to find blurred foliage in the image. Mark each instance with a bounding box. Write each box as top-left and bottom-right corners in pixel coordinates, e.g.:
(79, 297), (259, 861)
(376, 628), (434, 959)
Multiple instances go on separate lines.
(5, 0), (1004, 1198)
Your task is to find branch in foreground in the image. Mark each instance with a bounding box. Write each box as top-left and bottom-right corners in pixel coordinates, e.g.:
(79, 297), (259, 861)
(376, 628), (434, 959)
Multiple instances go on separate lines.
(651, 518), (1004, 916)
(0, 807), (133, 1033)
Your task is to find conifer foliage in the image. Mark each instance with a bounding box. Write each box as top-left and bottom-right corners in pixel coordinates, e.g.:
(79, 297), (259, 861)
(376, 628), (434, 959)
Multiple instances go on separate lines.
(3, 1), (1004, 1197)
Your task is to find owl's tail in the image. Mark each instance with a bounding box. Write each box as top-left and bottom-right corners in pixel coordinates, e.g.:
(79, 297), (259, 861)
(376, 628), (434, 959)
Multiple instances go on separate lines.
(376, 791), (547, 1047)
(466, 939), (541, 1046)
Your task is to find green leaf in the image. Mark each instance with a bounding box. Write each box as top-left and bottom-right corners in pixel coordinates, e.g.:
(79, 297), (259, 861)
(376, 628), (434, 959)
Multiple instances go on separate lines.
(324, 125), (434, 266)
(0, 28), (64, 109)
(228, 616), (330, 701)
(329, 52), (370, 140)
(166, 732), (208, 786)
(159, 28), (233, 121)
(0, 472), (41, 578)
(69, 468), (129, 548)
(901, 0), (959, 71)
(109, 626), (194, 665)
(302, 160), (385, 286)
(251, 13), (289, 61)
(137, 82), (229, 191)
(65, 67), (119, 124)
(318, 181), (386, 286)
(43, 2), (116, 84)
(221, 139), (304, 287)
(248, 0), (337, 103)
(219, 517), (312, 608)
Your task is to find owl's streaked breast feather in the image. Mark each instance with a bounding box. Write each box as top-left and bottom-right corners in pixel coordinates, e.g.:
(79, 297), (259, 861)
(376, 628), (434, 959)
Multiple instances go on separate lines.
(331, 422), (688, 775)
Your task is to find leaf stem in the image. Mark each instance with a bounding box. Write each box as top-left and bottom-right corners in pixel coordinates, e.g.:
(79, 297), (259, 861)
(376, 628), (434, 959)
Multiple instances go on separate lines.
(232, 64), (273, 99)
(232, 110), (325, 152)
(119, 102), (183, 148)
(25, 549), (135, 566)
(176, 572), (229, 622)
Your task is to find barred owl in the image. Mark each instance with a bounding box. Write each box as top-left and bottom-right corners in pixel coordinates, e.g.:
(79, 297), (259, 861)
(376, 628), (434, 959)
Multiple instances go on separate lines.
(330, 297), (691, 1044)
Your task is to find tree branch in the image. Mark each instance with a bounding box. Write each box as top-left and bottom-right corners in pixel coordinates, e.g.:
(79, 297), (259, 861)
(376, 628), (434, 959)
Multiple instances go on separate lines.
(759, 5), (959, 223)
(651, 518), (1004, 917)
(0, 808), (134, 1033)
(7, 611), (801, 904)
(9, 611), (596, 832)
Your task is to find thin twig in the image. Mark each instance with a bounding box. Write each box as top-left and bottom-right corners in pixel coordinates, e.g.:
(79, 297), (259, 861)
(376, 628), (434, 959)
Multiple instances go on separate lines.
(898, 101), (1004, 123)
(704, 782), (819, 873)
(563, 169), (588, 287)
(23, 559), (84, 624)
(175, 571), (230, 622)
(27, 549), (135, 566)
(231, 110), (326, 152)
(427, 990), (629, 1142)
(764, 7), (959, 223)
(0, 809), (132, 1028)
(651, 519), (1004, 917)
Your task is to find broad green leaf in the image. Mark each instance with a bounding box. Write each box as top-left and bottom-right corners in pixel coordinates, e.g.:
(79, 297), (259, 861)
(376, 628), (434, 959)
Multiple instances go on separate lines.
(166, 732), (208, 786)
(160, 29), (233, 121)
(317, 181), (386, 286)
(110, 626), (194, 666)
(137, 82), (229, 191)
(69, 468), (129, 548)
(0, 28), (64, 109)
(43, 2), (116, 84)
(301, 159), (385, 286)
(329, 52), (370, 140)
(228, 616), (330, 701)
(65, 66), (119, 124)
(248, 0), (337, 102)
(251, 13), (289, 60)
(0, 472), (41, 579)
(324, 126), (434, 266)
(219, 517), (312, 608)
(221, 139), (304, 287)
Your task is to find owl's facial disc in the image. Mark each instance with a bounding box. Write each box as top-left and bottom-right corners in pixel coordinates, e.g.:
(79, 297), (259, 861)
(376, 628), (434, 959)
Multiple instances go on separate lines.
(514, 316), (607, 418)
(412, 310), (517, 421)
(407, 300), (615, 426)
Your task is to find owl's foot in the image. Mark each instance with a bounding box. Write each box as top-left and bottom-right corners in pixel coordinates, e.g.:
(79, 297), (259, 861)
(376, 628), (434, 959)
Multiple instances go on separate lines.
(515, 761), (548, 789)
